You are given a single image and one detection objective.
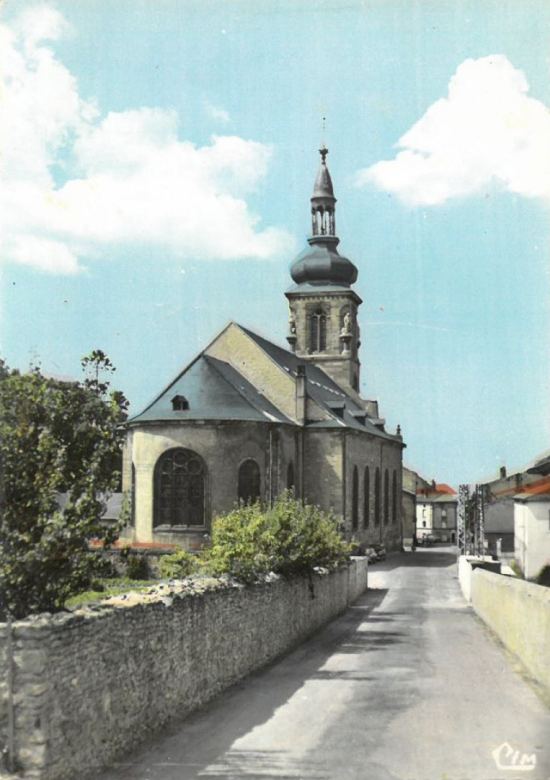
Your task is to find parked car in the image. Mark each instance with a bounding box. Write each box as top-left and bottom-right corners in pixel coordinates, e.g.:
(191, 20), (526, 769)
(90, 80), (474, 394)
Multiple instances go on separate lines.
(419, 534), (436, 546)
(365, 547), (378, 563)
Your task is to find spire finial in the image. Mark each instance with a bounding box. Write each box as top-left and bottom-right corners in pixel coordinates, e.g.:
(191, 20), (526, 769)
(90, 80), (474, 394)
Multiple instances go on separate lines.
(319, 116), (328, 163)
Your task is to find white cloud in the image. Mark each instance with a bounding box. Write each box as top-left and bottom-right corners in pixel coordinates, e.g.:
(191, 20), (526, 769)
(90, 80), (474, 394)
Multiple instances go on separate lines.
(0, 7), (292, 274)
(204, 100), (231, 124)
(357, 55), (550, 206)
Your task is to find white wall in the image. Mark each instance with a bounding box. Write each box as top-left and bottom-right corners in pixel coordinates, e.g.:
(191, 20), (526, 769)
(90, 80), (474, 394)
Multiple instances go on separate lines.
(416, 502), (433, 539)
(514, 499), (550, 579)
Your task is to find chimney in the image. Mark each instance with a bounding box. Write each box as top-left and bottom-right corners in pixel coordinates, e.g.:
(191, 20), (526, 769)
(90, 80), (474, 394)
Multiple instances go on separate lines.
(499, 465), (506, 479)
(295, 365), (306, 424)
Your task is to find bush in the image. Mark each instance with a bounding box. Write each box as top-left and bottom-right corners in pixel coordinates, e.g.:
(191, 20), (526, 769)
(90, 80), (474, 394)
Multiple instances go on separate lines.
(201, 492), (352, 583)
(158, 549), (198, 579)
(509, 559), (524, 578)
(125, 554), (150, 580)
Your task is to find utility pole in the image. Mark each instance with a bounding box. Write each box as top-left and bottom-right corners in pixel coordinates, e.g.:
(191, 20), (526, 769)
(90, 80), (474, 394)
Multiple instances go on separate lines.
(457, 484), (469, 556)
(475, 484), (486, 557)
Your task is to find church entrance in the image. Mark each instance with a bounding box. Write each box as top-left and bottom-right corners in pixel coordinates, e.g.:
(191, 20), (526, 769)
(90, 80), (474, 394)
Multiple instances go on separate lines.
(154, 448), (206, 528)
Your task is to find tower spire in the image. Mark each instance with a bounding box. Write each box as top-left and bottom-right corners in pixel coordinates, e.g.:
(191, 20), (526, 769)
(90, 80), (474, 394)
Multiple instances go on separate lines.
(286, 145), (362, 394)
(311, 145), (336, 237)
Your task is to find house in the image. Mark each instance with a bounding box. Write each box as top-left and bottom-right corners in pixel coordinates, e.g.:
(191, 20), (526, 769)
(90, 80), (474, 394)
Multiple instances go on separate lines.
(121, 147), (405, 551)
(402, 467), (430, 548)
(514, 453), (550, 579)
(416, 483), (457, 543)
(481, 453), (550, 556)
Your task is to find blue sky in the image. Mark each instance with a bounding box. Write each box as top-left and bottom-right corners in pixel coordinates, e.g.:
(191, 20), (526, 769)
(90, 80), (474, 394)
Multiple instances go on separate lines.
(1, 0), (550, 484)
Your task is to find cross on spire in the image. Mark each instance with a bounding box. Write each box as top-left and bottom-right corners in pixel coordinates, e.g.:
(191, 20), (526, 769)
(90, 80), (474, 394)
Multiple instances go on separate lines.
(320, 116), (328, 162)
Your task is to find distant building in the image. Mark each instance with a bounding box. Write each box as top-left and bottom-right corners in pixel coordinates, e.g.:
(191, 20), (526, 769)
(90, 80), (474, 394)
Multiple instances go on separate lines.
(402, 467), (430, 546)
(416, 483), (457, 543)
(481, 454), (550, 556)
(122, 147), (405, 551)
(514, 453), (550, 579)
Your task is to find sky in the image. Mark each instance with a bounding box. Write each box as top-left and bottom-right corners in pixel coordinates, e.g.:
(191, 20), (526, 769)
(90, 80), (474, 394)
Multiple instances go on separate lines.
(1, 0), (550, 485)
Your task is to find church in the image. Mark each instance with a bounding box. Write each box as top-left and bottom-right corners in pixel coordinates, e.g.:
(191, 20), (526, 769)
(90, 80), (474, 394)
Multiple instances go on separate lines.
(122, 147), (405, 551)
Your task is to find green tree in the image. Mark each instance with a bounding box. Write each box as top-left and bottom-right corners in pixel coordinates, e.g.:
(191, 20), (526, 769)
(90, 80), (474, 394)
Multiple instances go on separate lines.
(0, 353), (129, 619)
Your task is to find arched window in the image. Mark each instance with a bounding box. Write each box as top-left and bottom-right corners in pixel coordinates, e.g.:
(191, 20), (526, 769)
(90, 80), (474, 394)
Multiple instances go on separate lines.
(374, 467), (381, 526)
(238, 459), (261, 504)
(309, 309), (327, 352)
(384, 469), (389, 525)
(351, 466), (359, 531)
(392, 470), (397, 524)
(154, 448), (206, 528)
(363, 466), (370, 528)
(287, 461), (295, 493)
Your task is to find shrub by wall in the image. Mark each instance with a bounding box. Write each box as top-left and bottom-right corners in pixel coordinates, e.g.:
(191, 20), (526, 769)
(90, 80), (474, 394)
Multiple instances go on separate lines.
(0, 559), (367, 779)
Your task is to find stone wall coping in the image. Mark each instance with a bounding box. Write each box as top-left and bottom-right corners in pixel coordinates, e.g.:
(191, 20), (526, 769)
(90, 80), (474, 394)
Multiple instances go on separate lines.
(2, 560), (366, 631)
(473, 566), (550, 603)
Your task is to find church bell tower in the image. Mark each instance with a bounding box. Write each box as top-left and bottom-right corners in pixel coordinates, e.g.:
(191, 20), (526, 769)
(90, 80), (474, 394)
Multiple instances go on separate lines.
(286, 146), (362, 393)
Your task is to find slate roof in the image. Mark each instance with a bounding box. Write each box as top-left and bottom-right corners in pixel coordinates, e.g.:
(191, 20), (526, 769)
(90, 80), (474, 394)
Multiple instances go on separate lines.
(240, 326), (397, 439)
(57, 492), (123, 519)
(129, 323), (401, 442)
(130, 352), (292, 425)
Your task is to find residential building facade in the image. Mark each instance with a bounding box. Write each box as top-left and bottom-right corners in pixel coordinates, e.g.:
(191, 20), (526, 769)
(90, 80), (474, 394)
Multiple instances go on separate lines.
(416, 484), (457, 543)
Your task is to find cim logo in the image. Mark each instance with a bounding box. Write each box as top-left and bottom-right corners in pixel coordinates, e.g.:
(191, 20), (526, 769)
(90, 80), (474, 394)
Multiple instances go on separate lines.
(492, 742), (537, 772)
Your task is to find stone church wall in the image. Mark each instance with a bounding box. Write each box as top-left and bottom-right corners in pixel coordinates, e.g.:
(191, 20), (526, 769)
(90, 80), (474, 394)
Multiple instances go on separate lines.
(128, 421), (296, 548)
(303, 430), (344, 516)
(0, 560), (368, 780)
(345, 432), (403, 550)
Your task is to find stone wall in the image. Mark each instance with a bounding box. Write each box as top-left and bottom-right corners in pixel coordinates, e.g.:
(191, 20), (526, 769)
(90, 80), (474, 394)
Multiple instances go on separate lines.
(0, 559), (367, 780)
(0, 624), (8, 772)
(469, 567), (550, 695)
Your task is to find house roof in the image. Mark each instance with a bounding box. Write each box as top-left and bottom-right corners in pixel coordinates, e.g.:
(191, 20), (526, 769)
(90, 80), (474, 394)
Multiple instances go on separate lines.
(490, 473), (550, 500)
(57, 492), (123, 519)
(416, 493), (458, 505)
(527, 453), (550, 476)
(129, 322), (401, 442)
(514, 476), (550, 498)
(434, 483), (456, 495)
(515, 492), (550, 503)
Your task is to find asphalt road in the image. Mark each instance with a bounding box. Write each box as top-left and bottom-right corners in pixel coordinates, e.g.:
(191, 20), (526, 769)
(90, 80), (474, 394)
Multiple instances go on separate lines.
(98, 548), (550, 780)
